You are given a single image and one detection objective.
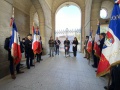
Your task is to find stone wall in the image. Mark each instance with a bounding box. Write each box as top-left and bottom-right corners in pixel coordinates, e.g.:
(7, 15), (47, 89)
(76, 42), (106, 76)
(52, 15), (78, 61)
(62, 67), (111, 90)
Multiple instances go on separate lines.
(14, 8), (30, 39)
(85, 0), (92, 36)
(0, 0), (31, 79)
(39, 0), (52, 54)
(0, 0), (13, 79)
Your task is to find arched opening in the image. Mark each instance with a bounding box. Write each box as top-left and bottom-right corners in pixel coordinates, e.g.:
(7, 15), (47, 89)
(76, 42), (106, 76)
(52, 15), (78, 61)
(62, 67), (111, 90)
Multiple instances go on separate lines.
(55, 2), (81, 52)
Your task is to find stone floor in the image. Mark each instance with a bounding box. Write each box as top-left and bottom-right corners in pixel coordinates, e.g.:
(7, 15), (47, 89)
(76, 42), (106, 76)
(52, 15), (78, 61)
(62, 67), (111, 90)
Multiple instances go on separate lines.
(0, 52), (107, 90)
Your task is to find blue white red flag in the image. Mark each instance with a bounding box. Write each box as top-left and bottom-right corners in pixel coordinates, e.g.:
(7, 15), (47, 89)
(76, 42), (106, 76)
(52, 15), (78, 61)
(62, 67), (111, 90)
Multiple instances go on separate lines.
(97, 0), (120, 76)
(32, 27), (41, 54)
(94, 23), (101, 57)
(9, 20), (21, 65)
(87, 30), (92, 53)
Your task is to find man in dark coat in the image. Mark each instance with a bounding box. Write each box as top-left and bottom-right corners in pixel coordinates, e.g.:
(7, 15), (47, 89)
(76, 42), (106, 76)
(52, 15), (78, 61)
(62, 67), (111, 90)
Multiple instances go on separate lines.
(72, 37), (78, 57)
(55, 37), (61, 55)
(4, 33), (24, 79)
(97, 33), (106, 66)
(25, 34), (34, 69)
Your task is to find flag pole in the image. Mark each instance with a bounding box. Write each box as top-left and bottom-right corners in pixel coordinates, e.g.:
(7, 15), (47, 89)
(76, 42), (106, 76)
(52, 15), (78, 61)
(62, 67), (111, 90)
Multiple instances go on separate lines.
(32, 22), (36, 67)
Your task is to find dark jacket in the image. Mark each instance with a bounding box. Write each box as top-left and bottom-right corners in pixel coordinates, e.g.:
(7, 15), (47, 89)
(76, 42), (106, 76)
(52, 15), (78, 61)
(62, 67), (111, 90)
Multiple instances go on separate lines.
(4, 36), (13, 60)
(55, 40), (61, 47)
(64, 40), (70, 47)
(48, 40), (54, 47)
(72, 40), (78, 51)
(25, 39), (34, 56)
(20, 41), (25, 53)
(99, 37), (105, 52)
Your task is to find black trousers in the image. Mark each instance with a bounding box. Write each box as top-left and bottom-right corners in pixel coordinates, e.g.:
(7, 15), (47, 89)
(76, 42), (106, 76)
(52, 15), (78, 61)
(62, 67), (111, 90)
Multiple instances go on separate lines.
(109, 66), (120, 90)
(36, 53), (42, 62)
(26, 54), (33, 68)
(92, 51), (98, 67)
(9, 58), (20, 75)
(73, 50), (77, 57)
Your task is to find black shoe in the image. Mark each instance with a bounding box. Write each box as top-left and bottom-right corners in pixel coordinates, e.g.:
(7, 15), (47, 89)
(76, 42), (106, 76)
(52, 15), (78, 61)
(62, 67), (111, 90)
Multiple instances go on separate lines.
(50, 55), (51, 57)
(104, 86), (107, 90)
(40, 59), (43, 61)
(17, 71), (24, 74)
(52, 55), (54, 57)
(30, 65), (35, 67)
(27, 67), (30, 69)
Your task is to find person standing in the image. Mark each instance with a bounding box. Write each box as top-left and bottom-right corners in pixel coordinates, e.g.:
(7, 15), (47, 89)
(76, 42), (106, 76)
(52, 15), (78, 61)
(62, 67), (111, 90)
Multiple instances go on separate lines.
(72, 37), (78, 57)
(36, 37), (43, 62)
(64, 37), (70, 57)
(48, 36), (55, 57)
(55, 37), (61, 55)
(4, 32), (24, 79)
(84, 36), (89, 58)
(25, 34), (34, 69)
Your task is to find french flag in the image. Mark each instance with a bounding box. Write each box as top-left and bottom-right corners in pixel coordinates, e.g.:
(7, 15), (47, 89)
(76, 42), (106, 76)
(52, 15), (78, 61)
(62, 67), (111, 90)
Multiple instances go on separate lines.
(9, 20), (22, 65)
(87, 30), (92, 53)
(32, 27), (41, 54)
(94, 23), (101, 57)
(97, 0), (120, 76)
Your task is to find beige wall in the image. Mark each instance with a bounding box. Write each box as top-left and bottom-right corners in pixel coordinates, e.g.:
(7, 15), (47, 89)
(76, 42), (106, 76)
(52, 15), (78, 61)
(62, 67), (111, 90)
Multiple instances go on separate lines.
(85, 0), (92, 36)
(0, 0), (13, 78)
(14, 8), (30, 39)
(39, 0), (52, 53)
(0, 0), (31, 79)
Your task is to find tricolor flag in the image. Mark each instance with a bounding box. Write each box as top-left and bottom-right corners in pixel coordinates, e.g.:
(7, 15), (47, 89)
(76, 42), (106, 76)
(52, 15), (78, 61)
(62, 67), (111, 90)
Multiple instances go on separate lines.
(94, 23), (101, 57)
(32, 27), (41, 54)
(97, 0), (120, 76)
(87, 31), (92, 53)
(9, 20), (22, 65)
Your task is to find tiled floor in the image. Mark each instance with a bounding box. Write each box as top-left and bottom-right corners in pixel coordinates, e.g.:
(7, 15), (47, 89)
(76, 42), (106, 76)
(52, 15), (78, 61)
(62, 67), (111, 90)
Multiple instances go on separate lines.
(0, 53), (107, 90)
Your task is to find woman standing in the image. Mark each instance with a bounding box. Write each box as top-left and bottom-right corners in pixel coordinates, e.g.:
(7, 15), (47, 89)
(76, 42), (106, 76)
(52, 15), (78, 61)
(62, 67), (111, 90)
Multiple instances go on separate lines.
(72, 37), (78, 57)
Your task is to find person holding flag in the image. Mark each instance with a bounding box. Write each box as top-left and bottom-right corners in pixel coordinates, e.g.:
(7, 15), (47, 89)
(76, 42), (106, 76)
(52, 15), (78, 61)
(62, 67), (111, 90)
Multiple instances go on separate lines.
(4, 10), (24, 79)
(97, 0), (120, 89)
(86, 27), (93, 63)
(33, 27), (42, 62)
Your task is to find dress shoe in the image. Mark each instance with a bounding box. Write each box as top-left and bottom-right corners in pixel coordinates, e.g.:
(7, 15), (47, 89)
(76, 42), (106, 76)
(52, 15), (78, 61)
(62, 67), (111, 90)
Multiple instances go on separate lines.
(11, 74), (16, 79)
(40, 59), (43, 61)
(30, 65), (35, 67)
(84, 57), (87, 58)
(104, 86), (108, 90)
(17, 71), (24, 74)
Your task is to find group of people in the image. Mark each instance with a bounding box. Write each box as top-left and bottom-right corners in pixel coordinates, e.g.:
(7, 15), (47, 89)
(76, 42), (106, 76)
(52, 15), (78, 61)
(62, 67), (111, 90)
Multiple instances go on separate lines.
(4, 33), (43, 79)
(48, 37), (78, 58)
(84, 33), (120, 90)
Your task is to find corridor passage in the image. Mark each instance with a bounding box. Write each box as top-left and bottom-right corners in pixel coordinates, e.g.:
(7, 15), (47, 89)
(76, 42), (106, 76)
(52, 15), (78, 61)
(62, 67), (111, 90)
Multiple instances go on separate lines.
(0, 53), (107, 90)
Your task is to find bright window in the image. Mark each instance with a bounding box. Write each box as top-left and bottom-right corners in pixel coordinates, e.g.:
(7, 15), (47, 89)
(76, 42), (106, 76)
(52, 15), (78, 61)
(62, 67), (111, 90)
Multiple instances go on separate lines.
(100, 8), (108, 19)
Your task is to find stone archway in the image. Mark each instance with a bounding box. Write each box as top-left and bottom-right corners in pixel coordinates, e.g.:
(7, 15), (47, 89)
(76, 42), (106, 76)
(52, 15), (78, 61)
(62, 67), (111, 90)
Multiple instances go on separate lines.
(52, 0), (85, 52)
(30, 0), (47, 53)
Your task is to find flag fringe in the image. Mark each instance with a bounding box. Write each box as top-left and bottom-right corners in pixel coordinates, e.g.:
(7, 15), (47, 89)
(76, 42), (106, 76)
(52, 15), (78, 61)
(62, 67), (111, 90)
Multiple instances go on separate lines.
(97, 60), (120, 77)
